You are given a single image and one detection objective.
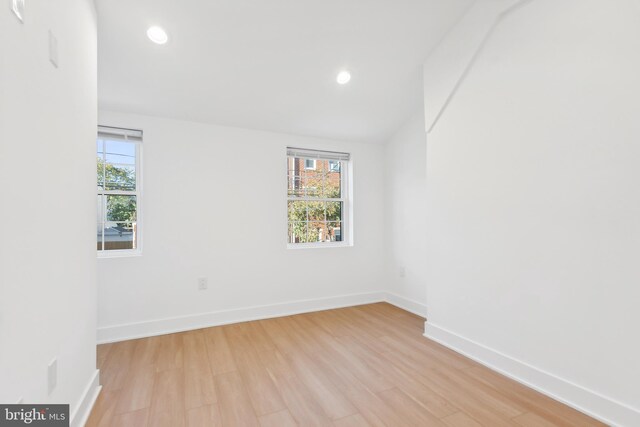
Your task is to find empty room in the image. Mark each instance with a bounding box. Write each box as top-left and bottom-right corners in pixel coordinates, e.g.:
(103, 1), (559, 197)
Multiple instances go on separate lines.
(1, 0), (639, 426)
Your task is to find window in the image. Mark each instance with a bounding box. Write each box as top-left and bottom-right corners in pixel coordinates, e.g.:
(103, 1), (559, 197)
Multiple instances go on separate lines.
(97, 126), (142, 255)
(287, 147), (350, 246)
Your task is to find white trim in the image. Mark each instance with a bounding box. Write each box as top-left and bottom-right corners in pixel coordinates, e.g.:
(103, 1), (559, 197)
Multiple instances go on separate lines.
(98, 125), (143, 142)
(70, 369), (101, 427)
(385, 292), (428, 318)
(424, 323), (640, 427)
(97, 292), (425, 344)
(287, 147), (350, 161)
(287, 241), (352, 250)
(98, 292), (386, 344)
(97, 249), (142, 259)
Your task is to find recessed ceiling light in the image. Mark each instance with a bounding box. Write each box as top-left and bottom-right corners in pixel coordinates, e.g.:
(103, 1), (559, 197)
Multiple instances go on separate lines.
(147, 26), (168, 44)
(336, 70), (351, 85)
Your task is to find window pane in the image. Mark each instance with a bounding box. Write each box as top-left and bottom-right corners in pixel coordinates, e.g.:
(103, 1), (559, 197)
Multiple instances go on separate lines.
(287, 172), (303, 197)
(105, 163), (136, 191)
(105, 140), (136, 165)
(308, 221), (326, 242)
(324, 162), (341, 198)
(106, 195), (137, 222)
(301, 167), (322, 197)
(328, 222), (342, 242)
(306, 201), (325, 222)
(97, 156), (105, 189)
(288, 200), (306, 223)
(287, 200), (344, 244)
(288, 221), (308, 243)
(287, 157), (342, 199)
(103, 222), (137, 250)
(326, 201), (342, 222)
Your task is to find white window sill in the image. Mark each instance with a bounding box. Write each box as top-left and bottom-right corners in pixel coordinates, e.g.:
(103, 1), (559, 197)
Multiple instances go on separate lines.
(287, 242), (352, 250)
(97, 249), (142, 259)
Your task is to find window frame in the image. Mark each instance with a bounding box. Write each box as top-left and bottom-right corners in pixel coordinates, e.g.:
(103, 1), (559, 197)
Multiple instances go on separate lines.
(286, 150), (352, 249)
(97, 126), (143, 258)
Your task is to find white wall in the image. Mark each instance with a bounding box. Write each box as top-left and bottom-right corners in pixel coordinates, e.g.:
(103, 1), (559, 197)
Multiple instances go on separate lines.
(383, 112), (428, 315)
(423, 0), (640, 425)
(0, 1), (99, 424)
(97, 111), (386, 342)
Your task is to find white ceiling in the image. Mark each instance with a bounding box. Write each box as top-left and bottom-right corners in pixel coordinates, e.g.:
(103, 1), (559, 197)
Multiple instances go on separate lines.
(97, 0), (472, 143)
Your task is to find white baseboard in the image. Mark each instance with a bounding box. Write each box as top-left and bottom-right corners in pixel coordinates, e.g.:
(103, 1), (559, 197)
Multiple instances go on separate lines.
(385, 292), (427, 318)
(98, 291), (390, 344)
(70, 369), (101, 427)
(424, 323), (640, 427)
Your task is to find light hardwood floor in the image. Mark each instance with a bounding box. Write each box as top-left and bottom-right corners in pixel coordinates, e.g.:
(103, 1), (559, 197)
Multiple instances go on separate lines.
(87, 303), (604, 426)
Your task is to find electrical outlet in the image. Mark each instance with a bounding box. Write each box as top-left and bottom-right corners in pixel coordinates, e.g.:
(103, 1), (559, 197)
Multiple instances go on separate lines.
(399, 267), (406, 278)
(47, 359), (57, 395)
(12, 0), (25, 22)
(198, 277), (208, 291)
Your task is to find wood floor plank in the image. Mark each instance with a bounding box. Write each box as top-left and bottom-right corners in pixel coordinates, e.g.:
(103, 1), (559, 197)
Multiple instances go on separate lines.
(305, 310), (353, 338)
(429, 365), (527, 418)
(336, 335), (458, 419)
(113, 337), (160, 414)
(112, 408), (149, 427)
(258, 317), (301, 355)
(243, 320), (277, 354)
(203, 326), (237, 375)
(148, 368), (186, 427)
(155, 333), (184, 372)
(85, 390), (119, 427)
(363, 303), (425, 332)
(355, 304), (423, 338)
(96, 343), (113, 370)
(333, 413), (371, 427)
(99, 340), (137, 391)
(225, 325), (287, 415)
(463, 366), (605, 426)
(379, 350), (518, 427)
(290, 316), (395, 393)
(90, 304), (603, 427)
(283, 349), (358, 420)
(376, 387), (445, 426)
(258, 409), (298, 427)
(114, 363), (155, 414)
(308, 350), (404, 427)
(441, 412), (483, 427)
(214, 371), (260, 427)
(261, 349), (333, 426)
(186, 404), (223, 427)
(274, 315), (324, 355)
(512, 412), (559, 427)
(183, 331), (217, 409)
